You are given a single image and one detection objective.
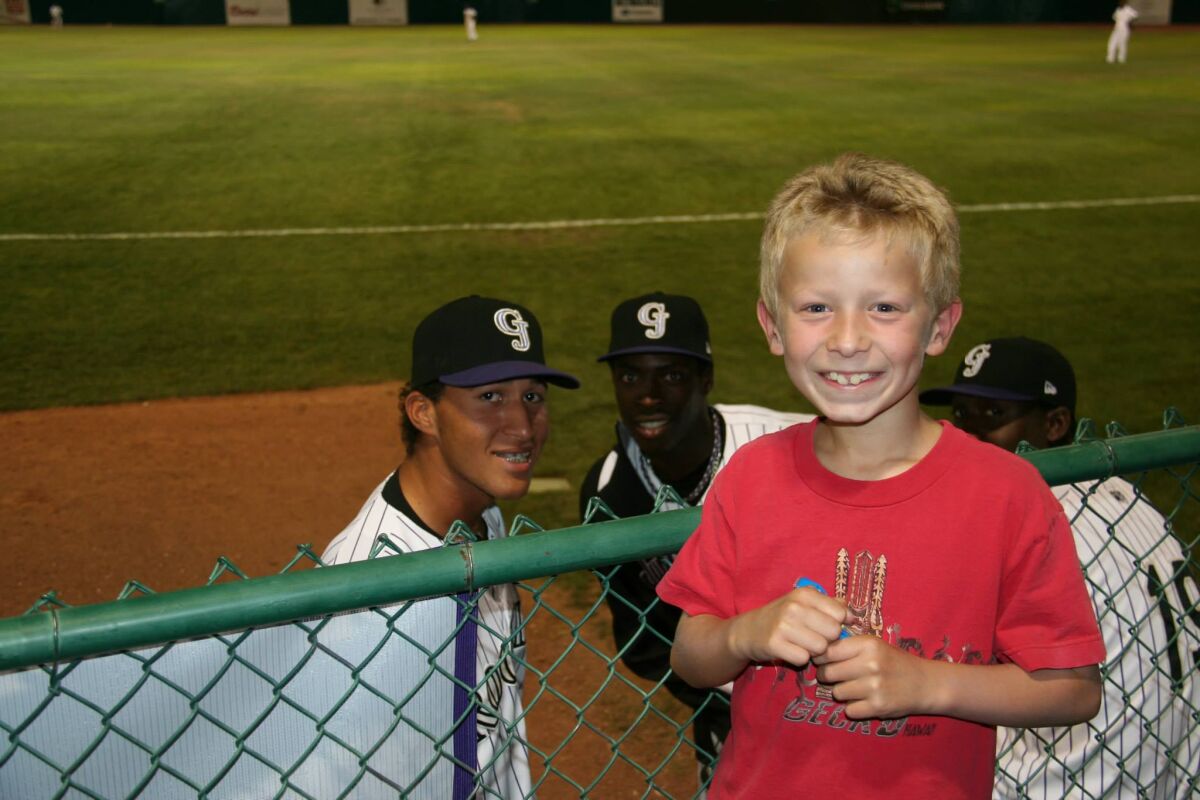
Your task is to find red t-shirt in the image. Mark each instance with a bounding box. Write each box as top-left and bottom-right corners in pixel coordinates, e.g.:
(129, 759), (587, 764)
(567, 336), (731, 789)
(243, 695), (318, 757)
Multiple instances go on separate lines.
(657, 420), (1104, 798)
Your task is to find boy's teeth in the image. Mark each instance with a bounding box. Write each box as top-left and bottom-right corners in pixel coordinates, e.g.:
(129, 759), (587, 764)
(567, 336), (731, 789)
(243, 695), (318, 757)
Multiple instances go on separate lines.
(501, 452), (530, 463)
(639, 420), (667, 430)
(828, 371), (871, 386)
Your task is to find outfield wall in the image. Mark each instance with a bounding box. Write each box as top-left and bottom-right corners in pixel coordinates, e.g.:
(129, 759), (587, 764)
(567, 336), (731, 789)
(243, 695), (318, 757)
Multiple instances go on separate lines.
(15, 0), (1200, 26)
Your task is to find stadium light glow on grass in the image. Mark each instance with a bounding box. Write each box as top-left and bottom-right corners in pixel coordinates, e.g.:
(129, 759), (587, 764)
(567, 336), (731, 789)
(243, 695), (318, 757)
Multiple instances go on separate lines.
(1, 24), (1198, 534)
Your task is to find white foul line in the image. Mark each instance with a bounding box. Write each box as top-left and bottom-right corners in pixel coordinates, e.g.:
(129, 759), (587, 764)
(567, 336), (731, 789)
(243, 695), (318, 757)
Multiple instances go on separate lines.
(1, 195), (1197, 243)
(957, 195), (1200, 213)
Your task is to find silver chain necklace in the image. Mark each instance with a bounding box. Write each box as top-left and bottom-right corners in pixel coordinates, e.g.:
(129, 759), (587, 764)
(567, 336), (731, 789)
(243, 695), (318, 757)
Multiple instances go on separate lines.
(638, 407), (724, 505)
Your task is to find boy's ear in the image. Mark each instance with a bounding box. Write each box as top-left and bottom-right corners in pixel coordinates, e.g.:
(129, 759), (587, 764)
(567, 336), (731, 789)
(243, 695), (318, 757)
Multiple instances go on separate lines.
(404, 390), (440, 439)
(925, 299), (963, 357)
(756, 299), (786, 356)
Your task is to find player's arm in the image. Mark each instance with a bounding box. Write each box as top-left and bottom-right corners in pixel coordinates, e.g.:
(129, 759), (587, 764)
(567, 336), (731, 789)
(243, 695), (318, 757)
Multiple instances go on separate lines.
(670, 587), (848, 688)
(815, 636), (1101, 726)
(577, 457), (605, 522)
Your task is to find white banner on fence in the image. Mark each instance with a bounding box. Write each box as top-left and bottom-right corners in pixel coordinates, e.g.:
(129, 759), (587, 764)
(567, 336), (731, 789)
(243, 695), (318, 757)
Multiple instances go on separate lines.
(612, 0), (663, 23)
(225, 0), (291, 26)
(349, 0), (408, 25)
(0, 606), (459, 797)
(1134, 0), (1172, 25)
(2, 0), (31, 24)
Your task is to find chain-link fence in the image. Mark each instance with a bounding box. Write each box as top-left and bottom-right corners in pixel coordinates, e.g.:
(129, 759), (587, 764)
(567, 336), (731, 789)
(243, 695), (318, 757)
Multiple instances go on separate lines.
(1, 419), (1197, 799)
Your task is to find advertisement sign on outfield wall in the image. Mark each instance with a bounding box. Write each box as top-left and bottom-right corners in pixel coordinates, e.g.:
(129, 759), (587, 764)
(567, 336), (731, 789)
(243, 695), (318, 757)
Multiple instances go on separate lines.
(1136, 0), (1173, 25)
(349, 0), (408, 25)
(2, 0), (31, 24)
(226, 0), (291, 26)
(612, 0), (662, 23)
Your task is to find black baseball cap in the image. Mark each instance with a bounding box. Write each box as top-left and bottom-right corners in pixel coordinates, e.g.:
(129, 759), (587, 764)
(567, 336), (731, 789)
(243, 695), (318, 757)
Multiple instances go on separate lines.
(919, 337), (1076, 413)
(597, 292), (713, 363)
(410, 295), (580, 389)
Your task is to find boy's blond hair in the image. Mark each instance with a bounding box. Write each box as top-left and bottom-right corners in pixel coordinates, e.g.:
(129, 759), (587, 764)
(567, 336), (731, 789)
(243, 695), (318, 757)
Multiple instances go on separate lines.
(759, 152), (960, 319)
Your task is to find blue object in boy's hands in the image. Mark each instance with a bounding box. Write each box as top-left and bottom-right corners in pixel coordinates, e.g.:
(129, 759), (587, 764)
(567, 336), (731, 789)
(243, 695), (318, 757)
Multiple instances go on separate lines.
(794, 577), (850, 639)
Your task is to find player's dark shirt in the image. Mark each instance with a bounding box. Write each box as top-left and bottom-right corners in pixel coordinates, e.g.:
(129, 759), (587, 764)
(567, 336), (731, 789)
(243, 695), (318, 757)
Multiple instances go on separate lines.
(579, 424), (721, 713)
(579, 404), (809, 766)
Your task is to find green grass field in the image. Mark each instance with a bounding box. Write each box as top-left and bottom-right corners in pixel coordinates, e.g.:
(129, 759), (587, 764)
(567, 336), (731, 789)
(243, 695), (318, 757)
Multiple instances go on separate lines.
(2, 24), (1198, 528)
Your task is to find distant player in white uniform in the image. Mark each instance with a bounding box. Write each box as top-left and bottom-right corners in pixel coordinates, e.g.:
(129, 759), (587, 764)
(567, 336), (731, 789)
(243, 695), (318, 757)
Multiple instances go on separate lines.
(323, 295), (579, 799)
(463, 5), (478, 41)
(579, 292), (812, 794)
(921, 337), (1200, 799)
(49, 4), (62, 26)
(1107, 2), (1139, 64)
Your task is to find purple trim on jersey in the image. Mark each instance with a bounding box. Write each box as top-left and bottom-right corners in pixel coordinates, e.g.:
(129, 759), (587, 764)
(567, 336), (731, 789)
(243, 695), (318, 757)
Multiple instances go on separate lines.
(440, 360), (580, 389)
(452, 591), (479, 800)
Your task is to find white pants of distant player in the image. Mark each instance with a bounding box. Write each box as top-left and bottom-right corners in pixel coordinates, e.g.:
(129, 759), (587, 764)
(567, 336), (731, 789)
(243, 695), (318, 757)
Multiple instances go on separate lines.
(464, 11), (478, 42)
(1106, 27), (1131, 62)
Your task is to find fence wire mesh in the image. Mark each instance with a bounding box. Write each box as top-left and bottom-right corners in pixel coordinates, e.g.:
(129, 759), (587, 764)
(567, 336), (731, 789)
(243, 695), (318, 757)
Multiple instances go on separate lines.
(1, 419), (1197, 799)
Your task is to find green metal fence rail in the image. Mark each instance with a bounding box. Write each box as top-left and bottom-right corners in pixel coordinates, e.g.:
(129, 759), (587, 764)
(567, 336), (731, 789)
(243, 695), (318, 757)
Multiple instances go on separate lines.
(1, 419), (1197, 798)
(0, 508), (699, 673)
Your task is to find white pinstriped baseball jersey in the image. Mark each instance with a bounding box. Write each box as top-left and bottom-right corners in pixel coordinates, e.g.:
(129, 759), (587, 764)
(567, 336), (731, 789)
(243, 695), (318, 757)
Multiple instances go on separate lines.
(322, 472), (532, 799)
(995, 477), (1199, 799)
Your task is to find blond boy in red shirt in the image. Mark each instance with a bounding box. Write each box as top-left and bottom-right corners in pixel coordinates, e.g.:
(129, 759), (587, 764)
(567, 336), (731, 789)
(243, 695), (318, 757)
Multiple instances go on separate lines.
(657, 153), (1104, 797)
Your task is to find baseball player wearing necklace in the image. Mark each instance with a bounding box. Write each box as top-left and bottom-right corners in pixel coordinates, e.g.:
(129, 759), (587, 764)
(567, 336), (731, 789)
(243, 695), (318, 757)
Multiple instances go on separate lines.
(579, 292), (812, 791)
(323, 295), (579, 799)
(921, 337), (1200, 799)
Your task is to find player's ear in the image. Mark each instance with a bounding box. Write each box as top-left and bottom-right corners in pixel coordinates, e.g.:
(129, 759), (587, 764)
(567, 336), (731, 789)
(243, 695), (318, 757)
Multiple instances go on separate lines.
(925, 298), (963, 357)
(405, 390), (440, 439)
(1044, 406), (1073, 446)
(699, 361), (714, 396)
(756, 298), (785, 356)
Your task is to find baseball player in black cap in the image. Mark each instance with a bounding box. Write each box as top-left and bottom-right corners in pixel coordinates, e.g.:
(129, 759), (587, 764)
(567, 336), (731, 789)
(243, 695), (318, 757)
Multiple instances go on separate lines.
(323, 295), (578, 798)
(921, 337), (1200, 798)
(919, 336), (1076, 452)
(579, 291), (810, 792)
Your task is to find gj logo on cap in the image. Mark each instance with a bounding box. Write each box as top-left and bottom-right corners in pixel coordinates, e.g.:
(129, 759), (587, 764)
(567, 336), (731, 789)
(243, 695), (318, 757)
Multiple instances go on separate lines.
(962, 343), (992, 378)
(493, 308), (531, 352)
(637, 302), (670, 340)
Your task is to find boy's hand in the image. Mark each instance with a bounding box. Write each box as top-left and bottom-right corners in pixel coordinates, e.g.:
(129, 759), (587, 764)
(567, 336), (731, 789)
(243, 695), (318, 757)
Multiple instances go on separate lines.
(813, 636), (936, 719)
(726, 587), (847, 667)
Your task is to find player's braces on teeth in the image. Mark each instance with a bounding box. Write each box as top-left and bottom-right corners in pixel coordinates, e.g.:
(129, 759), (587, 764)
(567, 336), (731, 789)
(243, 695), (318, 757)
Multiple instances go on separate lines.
(500, 452), (532, 463)
(825, 371), (873, 386)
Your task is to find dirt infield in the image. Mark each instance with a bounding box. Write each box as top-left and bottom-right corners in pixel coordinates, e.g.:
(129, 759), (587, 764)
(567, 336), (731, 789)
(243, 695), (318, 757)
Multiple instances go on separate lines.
(0, 384), (406, 618)
(0, 385), (697, 797)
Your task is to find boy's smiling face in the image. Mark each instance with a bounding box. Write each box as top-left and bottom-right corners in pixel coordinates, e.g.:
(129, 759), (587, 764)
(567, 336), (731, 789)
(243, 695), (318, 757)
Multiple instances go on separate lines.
(757, 230), (960, 429)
